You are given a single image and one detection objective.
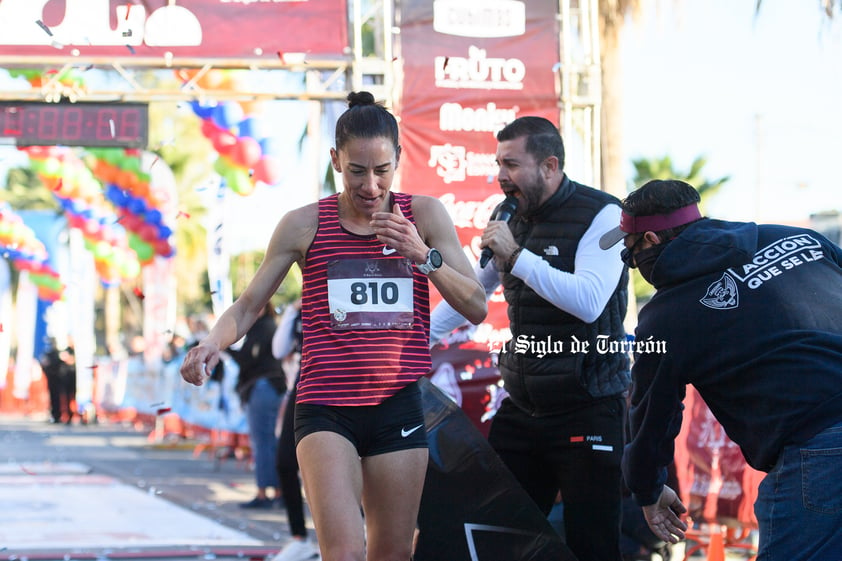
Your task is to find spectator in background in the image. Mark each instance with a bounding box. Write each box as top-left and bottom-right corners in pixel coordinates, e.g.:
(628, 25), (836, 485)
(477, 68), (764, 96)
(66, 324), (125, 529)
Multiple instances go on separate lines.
(269, 300), (319, 561)
(39, 339), (76, 424)
(228, 301), (286, 509)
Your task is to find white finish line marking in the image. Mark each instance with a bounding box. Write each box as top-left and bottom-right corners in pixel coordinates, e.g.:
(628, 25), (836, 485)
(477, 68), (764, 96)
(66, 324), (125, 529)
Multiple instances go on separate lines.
(0, 470), (260, 549)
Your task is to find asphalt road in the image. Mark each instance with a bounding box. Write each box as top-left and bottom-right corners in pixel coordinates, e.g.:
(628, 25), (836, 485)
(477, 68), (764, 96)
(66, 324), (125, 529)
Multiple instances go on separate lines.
(0, 412), (309, 560)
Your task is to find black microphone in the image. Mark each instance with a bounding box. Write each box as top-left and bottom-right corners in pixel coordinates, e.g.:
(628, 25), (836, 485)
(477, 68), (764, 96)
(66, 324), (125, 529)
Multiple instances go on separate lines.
(480, 195), (519, 268)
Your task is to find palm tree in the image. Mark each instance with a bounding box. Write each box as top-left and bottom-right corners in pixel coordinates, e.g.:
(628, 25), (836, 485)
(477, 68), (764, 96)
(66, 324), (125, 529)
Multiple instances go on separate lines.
(598, 0), (643, 199)
(628, 154), (730, 303)
(148, 99), (216, 316)
(1, 167), (60, 210)
(631, 155), (729, 213)
(756, 0), (838, 18)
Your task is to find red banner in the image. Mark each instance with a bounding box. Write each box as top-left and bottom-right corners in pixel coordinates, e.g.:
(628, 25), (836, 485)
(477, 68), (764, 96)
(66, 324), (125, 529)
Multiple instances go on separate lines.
(396, 0), (561, 348)
(0, 0), (348, 61)
(674, 387), (763, 528)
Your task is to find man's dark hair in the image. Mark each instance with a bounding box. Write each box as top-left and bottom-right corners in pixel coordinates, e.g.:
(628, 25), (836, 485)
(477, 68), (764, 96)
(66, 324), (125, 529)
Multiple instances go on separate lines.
(334, 90), (400, 151)
(623, 179), (704, 240)
(496, 116), (565, 171)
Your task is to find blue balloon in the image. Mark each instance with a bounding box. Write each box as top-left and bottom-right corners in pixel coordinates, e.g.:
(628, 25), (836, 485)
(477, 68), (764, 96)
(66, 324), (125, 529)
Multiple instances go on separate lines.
(190, 100), (217, 119)
(158, 225), (173, 239)
(211, 102), (244, 131)
(259, 137), (280, 156)
(127, 196), (147, 215)
(107, 184), (127, 206)
(145, 208), (162, 224)
(238, 117), (266, 140)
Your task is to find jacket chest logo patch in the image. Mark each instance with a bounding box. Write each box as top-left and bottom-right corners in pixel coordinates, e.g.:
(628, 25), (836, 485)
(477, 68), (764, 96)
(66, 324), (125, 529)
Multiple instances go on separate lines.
(543, 245), (559, 256)
(700, 273), (739, 310)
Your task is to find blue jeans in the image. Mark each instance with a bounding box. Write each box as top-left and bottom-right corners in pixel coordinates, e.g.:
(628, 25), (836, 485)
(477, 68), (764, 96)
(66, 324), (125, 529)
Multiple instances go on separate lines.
(755, 421), (842, 560)
(245, 377), (283, 489)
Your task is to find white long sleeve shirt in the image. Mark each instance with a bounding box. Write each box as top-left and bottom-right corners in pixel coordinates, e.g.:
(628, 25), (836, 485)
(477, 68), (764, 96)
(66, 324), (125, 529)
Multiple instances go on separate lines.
(429, 204), (624, 345)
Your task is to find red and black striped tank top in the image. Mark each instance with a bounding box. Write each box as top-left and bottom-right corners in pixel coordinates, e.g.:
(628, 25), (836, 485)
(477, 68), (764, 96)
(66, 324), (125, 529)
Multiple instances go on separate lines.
(297, 192), (432, 406)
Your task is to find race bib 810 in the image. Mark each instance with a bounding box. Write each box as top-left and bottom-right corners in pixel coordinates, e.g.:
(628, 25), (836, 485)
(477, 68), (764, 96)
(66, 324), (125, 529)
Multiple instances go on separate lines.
(327, 258), (415, 329)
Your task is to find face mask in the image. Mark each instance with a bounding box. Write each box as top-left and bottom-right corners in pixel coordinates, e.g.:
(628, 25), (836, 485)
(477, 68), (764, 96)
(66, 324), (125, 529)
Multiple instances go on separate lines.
(632, 243), (668, 285)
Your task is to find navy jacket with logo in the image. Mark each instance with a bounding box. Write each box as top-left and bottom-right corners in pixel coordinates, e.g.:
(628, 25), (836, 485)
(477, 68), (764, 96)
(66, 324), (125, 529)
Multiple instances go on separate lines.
(623, 218), (842, 506)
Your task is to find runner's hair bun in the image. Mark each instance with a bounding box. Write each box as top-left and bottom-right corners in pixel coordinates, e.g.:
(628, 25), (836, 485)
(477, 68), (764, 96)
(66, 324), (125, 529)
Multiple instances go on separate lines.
(347, 91), (376, 109)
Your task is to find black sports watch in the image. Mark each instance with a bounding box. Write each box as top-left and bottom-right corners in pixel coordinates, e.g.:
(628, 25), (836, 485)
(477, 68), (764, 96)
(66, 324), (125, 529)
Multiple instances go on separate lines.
(417, 248), (443, 274)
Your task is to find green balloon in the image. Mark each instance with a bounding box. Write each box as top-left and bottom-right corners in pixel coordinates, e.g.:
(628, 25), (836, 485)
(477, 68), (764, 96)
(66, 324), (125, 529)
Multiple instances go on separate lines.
(227, 168), (253, 194)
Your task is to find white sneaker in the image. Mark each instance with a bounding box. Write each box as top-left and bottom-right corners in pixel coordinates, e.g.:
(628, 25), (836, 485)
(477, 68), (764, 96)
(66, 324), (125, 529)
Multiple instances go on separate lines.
(269, 539), (320, 561)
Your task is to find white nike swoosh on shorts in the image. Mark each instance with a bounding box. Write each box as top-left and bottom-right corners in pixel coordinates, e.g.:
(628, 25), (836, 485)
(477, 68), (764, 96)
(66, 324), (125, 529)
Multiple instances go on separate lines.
(401, 424), (424, 437)
(383, 246), (397, 255)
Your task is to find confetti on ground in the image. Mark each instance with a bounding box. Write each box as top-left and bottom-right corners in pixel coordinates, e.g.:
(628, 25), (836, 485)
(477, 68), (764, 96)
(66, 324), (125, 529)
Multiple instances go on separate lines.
(126, 44), (135, 54)
(133, 287), (145, 300)
(442, 57), (450, 71)
(150, 155), (159, 169)
(177, 210), (191, 219)
(156, 407), (172, 416)
(20, 464), (36, 475)
(276, 51), (285, 63)
(125, 3), (132, 19)
(36, 19), (53, 36)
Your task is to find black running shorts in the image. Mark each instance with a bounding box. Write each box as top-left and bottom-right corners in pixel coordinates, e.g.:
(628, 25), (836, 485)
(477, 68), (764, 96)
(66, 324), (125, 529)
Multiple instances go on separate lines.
(294, 380), (428, 456)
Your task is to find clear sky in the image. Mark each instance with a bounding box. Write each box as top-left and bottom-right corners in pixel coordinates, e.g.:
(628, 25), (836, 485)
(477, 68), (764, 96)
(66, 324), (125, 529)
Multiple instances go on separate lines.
(620, 0), (842, 224)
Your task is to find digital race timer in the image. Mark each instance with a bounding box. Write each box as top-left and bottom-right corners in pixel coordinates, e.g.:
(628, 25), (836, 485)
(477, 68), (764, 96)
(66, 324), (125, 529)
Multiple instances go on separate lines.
(0, 101), (148, 148)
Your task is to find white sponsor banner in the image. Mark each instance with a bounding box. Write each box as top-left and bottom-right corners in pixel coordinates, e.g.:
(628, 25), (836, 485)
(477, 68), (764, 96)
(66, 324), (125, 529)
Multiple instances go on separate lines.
(13, 271), (37, 400)
(67, 228), (97, 408)
(0, 259), (11, 390)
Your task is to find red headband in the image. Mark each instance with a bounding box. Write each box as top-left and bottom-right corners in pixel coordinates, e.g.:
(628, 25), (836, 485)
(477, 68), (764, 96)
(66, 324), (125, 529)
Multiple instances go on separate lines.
(620, 203), (701, 234)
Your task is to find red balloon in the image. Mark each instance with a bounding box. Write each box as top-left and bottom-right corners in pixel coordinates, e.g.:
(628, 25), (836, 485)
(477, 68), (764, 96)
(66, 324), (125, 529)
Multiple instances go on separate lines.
(253, 155), (282, 185)
(201, 118), (225, 138)
(82, 218), (100, 236)
(153, 239), (173, 256)
(121, 214), (142, 231)
(138, 222), (159, 242)
(230, 137), (263, 169)
(211, 129), (238, 155)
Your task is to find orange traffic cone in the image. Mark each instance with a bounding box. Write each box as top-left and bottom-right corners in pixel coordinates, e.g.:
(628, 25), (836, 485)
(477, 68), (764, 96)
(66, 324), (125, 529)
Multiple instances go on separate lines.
(707, 525), (726, 561)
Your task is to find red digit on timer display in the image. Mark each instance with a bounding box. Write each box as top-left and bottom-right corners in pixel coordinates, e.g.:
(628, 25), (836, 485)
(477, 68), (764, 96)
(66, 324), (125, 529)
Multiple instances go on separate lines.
(96, 108), (118, 140)
(2, 107), (23, 137)
(63, 107), (83, 141)
(0, 102), (148, 147)
(120, 109), (141, 141)
(39, 106), (60, 141)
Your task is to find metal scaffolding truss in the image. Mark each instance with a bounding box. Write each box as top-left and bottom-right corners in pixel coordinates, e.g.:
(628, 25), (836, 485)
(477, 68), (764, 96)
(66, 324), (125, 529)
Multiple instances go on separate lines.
(557, 0), (601, 188)
(0, 1), (598, 177)
(0, 0), (393, 104)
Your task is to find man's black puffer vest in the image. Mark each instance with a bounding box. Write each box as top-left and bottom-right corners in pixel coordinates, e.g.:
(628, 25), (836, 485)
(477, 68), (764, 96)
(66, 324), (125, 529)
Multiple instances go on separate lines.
(498, 176), (630, 416)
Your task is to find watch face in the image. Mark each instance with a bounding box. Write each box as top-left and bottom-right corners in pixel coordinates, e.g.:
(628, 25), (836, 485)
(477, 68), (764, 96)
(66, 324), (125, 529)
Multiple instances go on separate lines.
(430, 249), (443, 268)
